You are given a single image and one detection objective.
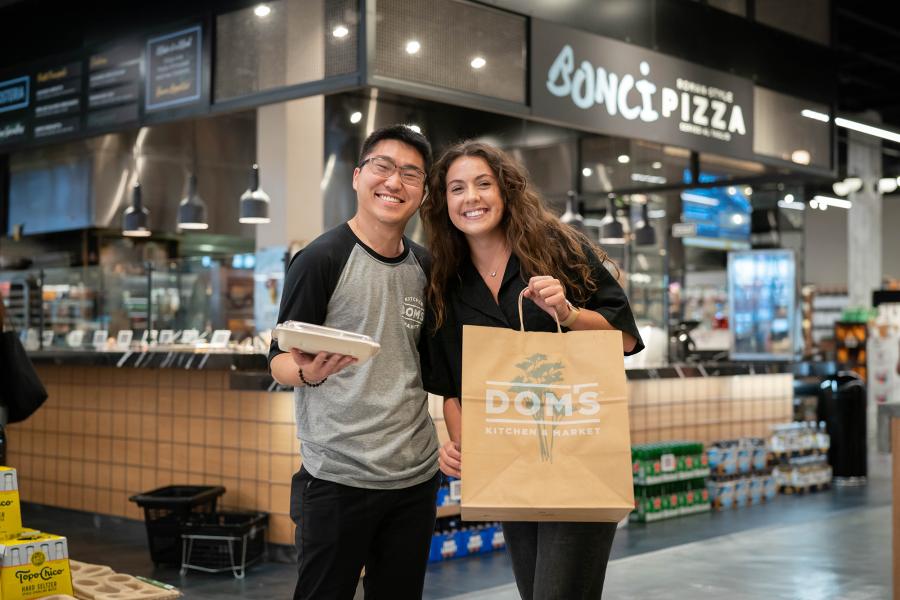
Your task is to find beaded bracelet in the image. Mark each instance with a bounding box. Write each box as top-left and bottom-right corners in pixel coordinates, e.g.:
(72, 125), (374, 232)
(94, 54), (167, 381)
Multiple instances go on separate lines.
(299, 368), (327, 387)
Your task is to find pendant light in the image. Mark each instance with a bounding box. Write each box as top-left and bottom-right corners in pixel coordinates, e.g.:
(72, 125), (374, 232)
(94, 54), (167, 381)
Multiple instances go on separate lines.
(123, 183), (151, 237)
(178, 121), (209, 230)
(560, 190), (588, 233)
(634, 202), (657, 246)
(599, 196), (625, 244)
(239, 164), (271, 224)
(178, 174), (208, 230)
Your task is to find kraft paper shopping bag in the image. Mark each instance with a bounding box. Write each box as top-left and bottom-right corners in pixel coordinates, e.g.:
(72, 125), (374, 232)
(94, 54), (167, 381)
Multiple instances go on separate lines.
(460, 293), (633, 522)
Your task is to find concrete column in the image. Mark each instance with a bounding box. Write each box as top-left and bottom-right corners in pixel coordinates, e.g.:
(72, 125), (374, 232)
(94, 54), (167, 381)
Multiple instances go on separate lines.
(846, 127), (882, 308)
(255, 95), (325, 252)
(845, 116), (883, 470)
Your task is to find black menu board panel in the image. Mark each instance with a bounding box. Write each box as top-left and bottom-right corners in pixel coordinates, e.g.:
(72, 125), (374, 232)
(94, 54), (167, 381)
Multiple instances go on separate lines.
(32, 60), (82, 140)
(145, 25), (202, 111)
(34, 116), (79, 139)
(86, 43), (142, 131)
(87, 103), (140, 129)
(0, 74), (30, 147)
(35, 62), (82, 102)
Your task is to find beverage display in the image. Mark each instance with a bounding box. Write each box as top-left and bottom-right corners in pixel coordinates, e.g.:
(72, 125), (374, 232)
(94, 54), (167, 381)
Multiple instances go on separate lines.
(706, 438), (776, 509)
(769, 421), (832, 494)
(631, 442), (711, 523)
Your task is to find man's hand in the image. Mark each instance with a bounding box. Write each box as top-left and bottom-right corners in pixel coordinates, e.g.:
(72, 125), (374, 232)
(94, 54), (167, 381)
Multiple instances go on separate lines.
(439, 440), (461, 478)
(291, 348), (356, 383)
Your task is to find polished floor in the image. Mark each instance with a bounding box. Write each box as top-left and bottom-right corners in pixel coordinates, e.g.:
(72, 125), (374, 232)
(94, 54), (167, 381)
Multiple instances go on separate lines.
(20, 461), (892, 600)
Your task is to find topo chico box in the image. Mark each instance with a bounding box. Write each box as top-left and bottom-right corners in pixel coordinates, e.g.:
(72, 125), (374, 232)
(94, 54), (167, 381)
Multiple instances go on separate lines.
(0, 468), (22, 540)
(0, 532), (74, 600)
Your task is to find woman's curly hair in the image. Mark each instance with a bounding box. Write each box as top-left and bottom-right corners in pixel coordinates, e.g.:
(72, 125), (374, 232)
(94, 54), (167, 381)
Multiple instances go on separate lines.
(421, 141), (613, 329)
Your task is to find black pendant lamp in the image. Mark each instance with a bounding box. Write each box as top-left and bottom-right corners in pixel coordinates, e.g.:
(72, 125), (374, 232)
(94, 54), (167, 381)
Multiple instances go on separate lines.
(178, 174), (209, 230)
(599, 196), (625, 244)
(123, 183), (151, 237)
(560, 190), (588, 233)
(634, 202), (657, 246)
(239, 164), (271, 224)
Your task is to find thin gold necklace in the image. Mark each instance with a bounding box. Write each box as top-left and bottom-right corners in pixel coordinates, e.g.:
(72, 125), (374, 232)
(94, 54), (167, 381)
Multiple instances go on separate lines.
(476, 249), (509, 279)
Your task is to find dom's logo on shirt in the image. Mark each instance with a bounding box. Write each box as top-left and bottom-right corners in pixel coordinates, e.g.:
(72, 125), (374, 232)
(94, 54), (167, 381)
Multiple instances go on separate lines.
(402, 296), (424, 330)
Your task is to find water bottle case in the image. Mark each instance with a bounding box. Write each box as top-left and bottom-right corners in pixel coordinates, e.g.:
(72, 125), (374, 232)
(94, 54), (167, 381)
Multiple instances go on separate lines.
(274, 321), (381, 364)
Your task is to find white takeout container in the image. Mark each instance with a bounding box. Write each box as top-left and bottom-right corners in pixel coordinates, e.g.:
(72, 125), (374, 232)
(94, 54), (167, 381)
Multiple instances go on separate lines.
(275, 321), (381, 364)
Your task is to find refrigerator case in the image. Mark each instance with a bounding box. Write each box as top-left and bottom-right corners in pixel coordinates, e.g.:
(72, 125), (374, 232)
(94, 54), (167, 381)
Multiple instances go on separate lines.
(869, 303), (900, 405)
(728, 250), (798, 361)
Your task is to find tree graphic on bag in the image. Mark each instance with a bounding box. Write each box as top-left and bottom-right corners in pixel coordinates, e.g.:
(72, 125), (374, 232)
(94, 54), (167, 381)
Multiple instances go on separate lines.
(509, 353), (566, 463)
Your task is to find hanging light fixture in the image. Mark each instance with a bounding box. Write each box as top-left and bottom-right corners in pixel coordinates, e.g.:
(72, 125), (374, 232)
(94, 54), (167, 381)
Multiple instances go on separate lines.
(123, 183), (151, 237)
(634, 202), (657, 246)
(178, 122), (209, 230)
(560, 190), (588, 233)
(599, 196), (625, 244)
(239, 164), (271, 224)
(177, 174), (209, 230)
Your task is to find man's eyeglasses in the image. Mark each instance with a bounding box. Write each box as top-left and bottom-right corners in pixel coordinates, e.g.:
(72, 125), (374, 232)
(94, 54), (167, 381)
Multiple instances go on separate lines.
(360, 155), (427, 187)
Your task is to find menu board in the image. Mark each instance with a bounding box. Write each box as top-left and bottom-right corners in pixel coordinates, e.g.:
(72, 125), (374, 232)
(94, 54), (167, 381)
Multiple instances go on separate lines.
(0, 75), (30, 146)
(86, 43), (142, 130)
(32, 61), (82, 139)
(0, 22), (207, 151)
(145, 26), (202, 111)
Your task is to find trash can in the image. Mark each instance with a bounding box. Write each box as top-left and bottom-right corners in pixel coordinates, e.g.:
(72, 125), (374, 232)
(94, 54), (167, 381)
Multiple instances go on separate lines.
(129, 485), (226, 566)
(817, 372), (867, 484)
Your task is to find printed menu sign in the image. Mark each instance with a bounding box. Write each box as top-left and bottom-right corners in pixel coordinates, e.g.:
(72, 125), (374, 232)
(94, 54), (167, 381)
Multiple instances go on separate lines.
(35, 62), (82, 102)
(32, 61), (82, 139)
(0, 75), (30, 146)
(145, 25), (202, 111)
(87, 43), (142, 130)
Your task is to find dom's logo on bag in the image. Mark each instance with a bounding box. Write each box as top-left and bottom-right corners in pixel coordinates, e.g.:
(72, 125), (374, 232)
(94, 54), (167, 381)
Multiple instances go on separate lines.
(483, 353), (611, 463)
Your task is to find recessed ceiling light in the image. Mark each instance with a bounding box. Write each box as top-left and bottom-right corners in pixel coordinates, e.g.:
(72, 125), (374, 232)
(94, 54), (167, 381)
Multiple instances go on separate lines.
(350, 111), (362, 124)
(744, 186), (753, 196)
(791, 149), (811, 165)
(406, 40), (421, 55)
(727, 187), (737, 195)
(582, 167), (593, 177)
(470, 56), (486, 69)
(332, 25), (349, 38)
(617, 154), (630, 164)
(784, 194), (794, 203)
(254, 4), (271, 17)
(651, 161), (662, 170)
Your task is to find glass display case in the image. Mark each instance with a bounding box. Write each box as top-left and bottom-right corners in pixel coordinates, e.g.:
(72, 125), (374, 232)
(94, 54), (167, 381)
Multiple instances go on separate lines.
(0, 253), (265, 351)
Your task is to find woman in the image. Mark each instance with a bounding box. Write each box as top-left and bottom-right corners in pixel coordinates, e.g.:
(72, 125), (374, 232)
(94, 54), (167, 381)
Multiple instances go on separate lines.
(420, 141), (643, 599)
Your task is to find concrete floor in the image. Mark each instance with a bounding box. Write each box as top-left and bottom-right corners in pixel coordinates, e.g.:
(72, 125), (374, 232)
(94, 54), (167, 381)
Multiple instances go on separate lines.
(20, 464), (892, 599)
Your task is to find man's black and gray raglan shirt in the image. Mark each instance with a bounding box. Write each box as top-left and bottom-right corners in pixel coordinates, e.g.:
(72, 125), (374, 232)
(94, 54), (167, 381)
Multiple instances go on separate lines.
(268, 223), (439, 490)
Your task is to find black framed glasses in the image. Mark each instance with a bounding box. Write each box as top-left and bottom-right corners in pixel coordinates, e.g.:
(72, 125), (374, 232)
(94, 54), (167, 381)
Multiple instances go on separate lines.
(360, 155), (427, 187)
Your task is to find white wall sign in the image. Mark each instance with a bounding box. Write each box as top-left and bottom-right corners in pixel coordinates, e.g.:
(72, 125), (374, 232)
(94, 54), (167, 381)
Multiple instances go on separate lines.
(181, 329), (199, 345)
(92, 330), (108, 348)
(209, 329), (231, 348)
(115, 330), (134, 350)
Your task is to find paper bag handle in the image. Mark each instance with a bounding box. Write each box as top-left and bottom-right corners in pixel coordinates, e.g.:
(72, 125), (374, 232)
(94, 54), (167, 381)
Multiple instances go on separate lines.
(517, 289), (562, 333)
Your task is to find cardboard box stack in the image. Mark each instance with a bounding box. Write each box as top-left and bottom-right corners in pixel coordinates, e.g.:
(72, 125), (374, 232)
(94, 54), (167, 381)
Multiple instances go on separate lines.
(0, 466), (74, 600)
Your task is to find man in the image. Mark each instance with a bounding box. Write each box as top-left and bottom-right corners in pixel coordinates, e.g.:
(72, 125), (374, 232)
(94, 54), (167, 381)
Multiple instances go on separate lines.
(269, 125), (439, 600)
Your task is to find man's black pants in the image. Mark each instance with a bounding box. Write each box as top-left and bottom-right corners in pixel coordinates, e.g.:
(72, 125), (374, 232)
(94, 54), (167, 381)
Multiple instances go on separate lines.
(291, 466), (440, 600)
